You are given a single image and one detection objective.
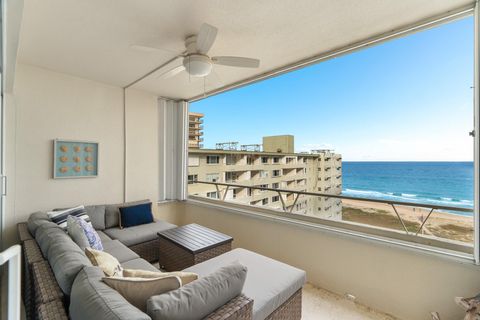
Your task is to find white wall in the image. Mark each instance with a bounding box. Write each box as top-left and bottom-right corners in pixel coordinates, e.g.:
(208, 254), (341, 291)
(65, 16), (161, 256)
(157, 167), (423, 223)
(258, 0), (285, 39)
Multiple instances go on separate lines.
(181, 200), (480, 320)
(3, 64), (160, 245)
(125, 88), (159, 203)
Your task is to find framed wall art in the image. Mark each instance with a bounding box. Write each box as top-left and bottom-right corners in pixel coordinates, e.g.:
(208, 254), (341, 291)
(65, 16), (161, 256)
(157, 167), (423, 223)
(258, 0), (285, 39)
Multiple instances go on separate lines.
(53, 139), (99, 179)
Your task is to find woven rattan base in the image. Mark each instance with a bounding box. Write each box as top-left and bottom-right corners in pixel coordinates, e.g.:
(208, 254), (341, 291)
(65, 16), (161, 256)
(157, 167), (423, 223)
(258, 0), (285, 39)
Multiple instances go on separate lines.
(266, 289), (302, 320)
(129, 238), (160, 262)
(158, 237), (232, 271)
(205, 294), (253, 320)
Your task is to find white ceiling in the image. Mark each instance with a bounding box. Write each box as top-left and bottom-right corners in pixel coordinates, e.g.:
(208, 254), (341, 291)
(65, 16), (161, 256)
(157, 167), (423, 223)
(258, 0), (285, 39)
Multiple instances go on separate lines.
(18, 0), (474, 100)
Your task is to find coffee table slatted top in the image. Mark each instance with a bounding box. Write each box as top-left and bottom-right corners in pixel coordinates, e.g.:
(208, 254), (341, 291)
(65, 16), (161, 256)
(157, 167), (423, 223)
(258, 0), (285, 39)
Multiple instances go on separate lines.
(157, 224), (233, 254)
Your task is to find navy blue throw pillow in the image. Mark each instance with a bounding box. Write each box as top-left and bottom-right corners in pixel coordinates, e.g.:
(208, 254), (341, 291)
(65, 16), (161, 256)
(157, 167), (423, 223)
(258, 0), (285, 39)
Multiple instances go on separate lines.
(119, 202), (154, 228)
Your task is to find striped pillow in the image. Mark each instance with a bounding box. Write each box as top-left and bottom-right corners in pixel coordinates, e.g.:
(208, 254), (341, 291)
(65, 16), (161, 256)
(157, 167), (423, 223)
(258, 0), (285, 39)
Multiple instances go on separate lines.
(47, 205), (90, 230)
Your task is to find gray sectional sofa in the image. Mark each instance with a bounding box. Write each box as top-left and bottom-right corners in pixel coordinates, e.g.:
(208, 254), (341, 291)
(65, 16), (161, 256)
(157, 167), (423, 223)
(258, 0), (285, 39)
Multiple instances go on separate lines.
(18, 201), (306, 320)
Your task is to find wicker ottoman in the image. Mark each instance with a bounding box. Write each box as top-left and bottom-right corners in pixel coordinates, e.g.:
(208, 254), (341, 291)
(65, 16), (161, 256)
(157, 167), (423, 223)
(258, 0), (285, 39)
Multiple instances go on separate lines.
(157, 223), (233, 271)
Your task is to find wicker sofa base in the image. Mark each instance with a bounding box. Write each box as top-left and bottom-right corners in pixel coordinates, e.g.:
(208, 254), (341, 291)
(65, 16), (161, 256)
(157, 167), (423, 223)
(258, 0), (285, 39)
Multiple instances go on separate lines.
(266, 289), (302, 320)
(129, 238), (160, 262)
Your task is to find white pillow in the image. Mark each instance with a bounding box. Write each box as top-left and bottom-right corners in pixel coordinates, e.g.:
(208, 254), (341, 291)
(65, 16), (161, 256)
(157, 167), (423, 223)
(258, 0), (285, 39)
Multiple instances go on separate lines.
(67, 215), (90, 249)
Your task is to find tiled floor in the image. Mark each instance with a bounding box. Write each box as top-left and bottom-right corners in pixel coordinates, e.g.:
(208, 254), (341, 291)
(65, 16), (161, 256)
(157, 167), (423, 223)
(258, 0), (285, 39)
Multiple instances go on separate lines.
(302, 283), (397, 320)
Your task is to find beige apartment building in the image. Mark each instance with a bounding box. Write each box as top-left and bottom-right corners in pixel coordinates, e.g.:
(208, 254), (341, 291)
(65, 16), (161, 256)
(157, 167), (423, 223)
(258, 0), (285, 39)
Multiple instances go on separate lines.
(187, 135), (343, 220)
(188, 112), (204, 148)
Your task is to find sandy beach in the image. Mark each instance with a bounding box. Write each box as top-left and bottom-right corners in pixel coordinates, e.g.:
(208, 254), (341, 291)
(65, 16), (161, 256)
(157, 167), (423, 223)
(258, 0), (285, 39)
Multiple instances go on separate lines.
(341, 199), (474, 243)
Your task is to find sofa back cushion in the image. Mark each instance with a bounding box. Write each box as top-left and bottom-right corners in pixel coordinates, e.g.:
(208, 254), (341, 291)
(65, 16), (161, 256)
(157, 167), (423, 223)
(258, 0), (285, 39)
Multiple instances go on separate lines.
(27, 211), (51, 237)
(70, 266), (151, 320)
(147, 262), (247, 320)
(47, 205), (89, 230)
(85, 205), (107, 230)
(105, 199), (150, 229)
(35, 222), (92, 295)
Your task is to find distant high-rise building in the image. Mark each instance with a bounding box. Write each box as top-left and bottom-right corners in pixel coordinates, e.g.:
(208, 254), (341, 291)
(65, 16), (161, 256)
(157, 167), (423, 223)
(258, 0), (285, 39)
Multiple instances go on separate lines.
(187, 131), (342, 219)
(188, 112), (204, 148)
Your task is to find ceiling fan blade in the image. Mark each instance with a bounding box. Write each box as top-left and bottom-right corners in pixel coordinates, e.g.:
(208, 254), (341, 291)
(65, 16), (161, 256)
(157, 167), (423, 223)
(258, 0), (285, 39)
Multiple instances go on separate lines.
(196, 23), (218, 54)
(156, 65), (186, 79)
(211, 56), (260, 68)
(130, 44), (178, 54)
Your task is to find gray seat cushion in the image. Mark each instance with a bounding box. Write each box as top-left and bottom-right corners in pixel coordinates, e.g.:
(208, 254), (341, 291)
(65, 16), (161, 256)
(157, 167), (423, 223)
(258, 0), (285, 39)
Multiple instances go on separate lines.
(96, 230), (112, 244)
(70, 266), (151, 320)
(102, 240), (139, 263)
(104, 220), (176, 247)
(35, 223), (92, 295)
(105, 199), (150, 229)
(147, 262), (247, 320)
(184, 248), (306, 320)
(121, 258), (159, 272)
(85, 205), (107, 230)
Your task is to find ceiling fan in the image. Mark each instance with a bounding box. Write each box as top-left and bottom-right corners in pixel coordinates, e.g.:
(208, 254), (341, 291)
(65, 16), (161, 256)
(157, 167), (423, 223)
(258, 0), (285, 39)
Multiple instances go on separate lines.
(131, 23), (260, 79)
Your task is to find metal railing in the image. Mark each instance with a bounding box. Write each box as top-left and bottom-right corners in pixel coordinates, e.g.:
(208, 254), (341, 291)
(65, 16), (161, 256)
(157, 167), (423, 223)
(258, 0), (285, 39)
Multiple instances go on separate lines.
(191, 180), (473, 236)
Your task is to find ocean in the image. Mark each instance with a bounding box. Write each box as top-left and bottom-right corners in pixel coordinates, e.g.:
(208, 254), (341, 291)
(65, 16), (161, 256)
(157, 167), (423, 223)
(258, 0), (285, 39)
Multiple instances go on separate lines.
(341, 162), (474, 214)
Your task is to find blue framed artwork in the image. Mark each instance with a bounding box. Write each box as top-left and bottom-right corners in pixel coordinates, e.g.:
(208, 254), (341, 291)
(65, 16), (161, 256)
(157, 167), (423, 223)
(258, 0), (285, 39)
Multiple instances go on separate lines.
(53, 139), (99, 178)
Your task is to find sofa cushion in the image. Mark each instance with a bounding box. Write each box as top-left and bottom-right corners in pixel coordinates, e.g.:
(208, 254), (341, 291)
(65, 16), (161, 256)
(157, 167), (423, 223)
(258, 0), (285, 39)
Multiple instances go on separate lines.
(147, 262), (247, 320)
(70, 266), (151, 320)
(104, 220), (176, 247)
(105, 199), (150, 229)
(67, 215), (90, 250)
(35, 224), (92, 295)
(85, 205), (107, 230)
(184, 248), (306, 320)
(119, 202), (154, 228)
(102, 240), (139, 263)
(96, 230), (112, 244)
(103, 275), (181, 312)
(121, 258), (159, 272)
(27, 211), (52, 237)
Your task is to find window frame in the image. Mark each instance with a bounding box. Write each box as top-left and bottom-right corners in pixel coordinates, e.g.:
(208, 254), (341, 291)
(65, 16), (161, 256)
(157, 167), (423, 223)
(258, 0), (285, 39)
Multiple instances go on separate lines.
(185, 7), (479, 264)
(206, 155), (220, 164)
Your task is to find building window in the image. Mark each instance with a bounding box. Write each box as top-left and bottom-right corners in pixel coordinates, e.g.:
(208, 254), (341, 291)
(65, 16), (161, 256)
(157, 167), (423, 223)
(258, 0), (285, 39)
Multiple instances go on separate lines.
(260, 170), (268, 178)
(207, 191), (219, 199)
(226, 154), (236, 165)
(187, 174), (198, 184)
(259, 184), (268, 192)
(207, 155), (220, 164)
(272, 182), (279, 189)
(247, 156), (255, 165)
(272, 196), (280, 202)
(261, 156), (269, 164)
(225, 172), (238, 182)
(247, 188), (252, 196)
(273, 170), (281, 177)
(273, 157), (280, 164)
(206, 173), (220, 182)
(262, 198), (269, 205)
(286, 157), (295, 164)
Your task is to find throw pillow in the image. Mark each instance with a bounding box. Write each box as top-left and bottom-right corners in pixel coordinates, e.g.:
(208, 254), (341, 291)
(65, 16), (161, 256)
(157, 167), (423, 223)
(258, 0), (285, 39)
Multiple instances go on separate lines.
(119, 202), (154, 228)
(85, 247), (123, 277)
(122, 269), (198, 285)
(67, 215), (90, 250)
(147, 262), (247, 320)
(102, 276), (181, 311)
(73, 215), (103, 250)
(47, 205), (89, 229)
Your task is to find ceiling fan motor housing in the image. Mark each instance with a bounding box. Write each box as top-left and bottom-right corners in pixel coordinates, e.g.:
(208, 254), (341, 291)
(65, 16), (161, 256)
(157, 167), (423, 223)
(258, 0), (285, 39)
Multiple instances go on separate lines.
(183, 54), (212, 77)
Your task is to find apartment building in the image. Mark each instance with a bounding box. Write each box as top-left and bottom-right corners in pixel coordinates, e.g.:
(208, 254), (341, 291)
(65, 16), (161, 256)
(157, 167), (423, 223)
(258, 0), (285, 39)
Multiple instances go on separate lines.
(188, 112), (204, 148)
(187, 135), (342, 220)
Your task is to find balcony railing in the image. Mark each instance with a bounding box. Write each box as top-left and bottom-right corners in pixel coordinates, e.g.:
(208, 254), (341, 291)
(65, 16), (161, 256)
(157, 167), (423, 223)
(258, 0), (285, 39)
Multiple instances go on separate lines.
(189, 180), (474, 254)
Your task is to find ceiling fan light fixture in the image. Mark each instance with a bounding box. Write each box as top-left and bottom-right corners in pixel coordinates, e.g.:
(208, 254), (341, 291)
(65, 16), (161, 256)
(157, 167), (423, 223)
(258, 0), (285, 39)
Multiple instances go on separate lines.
(183, 54), (212, 77)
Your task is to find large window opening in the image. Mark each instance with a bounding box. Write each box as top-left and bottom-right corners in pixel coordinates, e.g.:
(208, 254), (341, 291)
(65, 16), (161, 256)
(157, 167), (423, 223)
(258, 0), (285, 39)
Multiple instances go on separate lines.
(187, 16), (475, 256)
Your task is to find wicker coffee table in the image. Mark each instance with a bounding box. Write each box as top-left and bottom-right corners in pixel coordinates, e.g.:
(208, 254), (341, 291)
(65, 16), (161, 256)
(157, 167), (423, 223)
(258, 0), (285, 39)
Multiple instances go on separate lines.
(157, 223), (233, 271)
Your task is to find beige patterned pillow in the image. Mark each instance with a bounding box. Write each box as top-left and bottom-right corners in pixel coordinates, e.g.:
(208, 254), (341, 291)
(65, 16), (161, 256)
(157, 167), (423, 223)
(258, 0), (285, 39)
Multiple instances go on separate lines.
(122, 269), (198, 285)
(84, 247), (123, 277)
(102, 276), (181, 311)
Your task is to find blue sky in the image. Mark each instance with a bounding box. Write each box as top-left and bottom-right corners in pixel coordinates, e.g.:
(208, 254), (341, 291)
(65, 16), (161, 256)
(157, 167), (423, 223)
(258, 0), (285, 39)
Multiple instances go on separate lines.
(190, 17), (474, 161)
